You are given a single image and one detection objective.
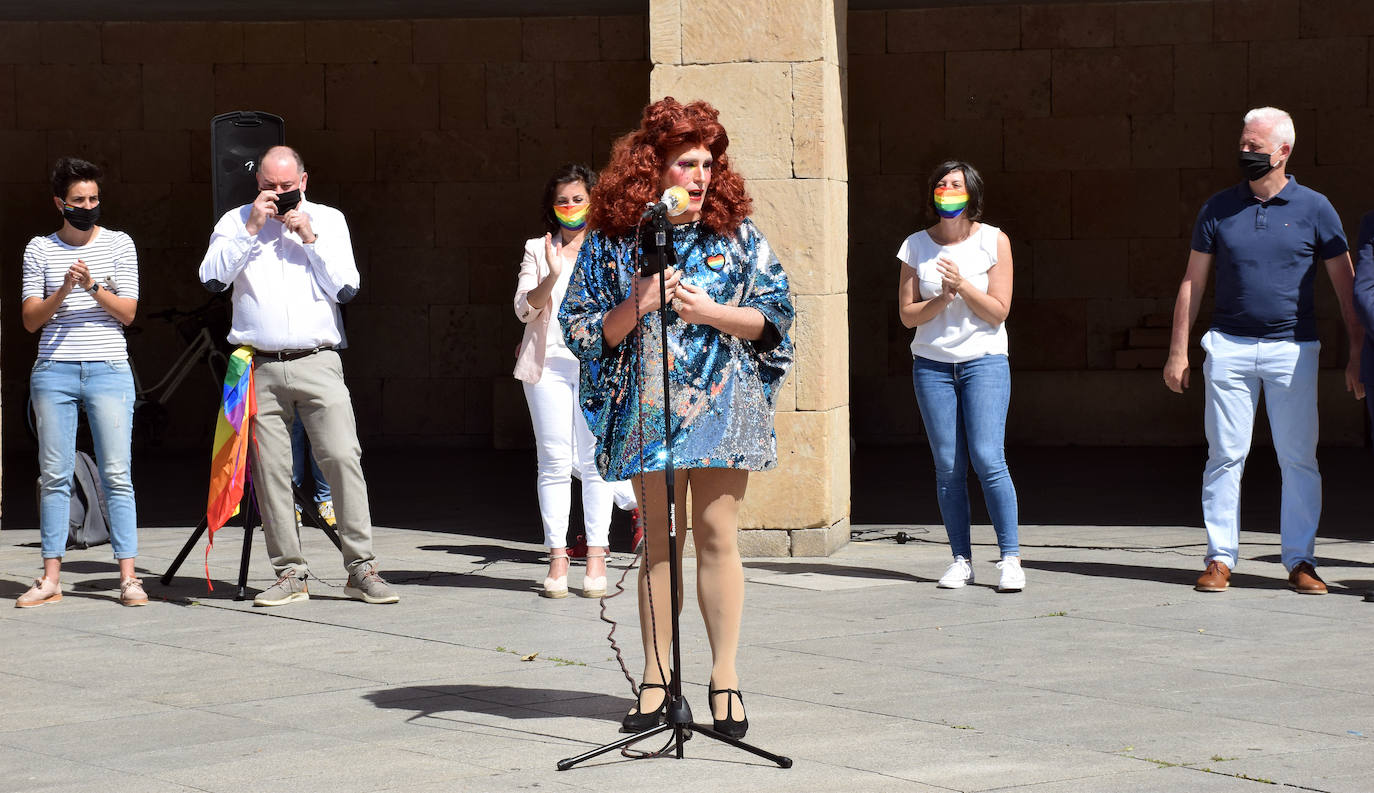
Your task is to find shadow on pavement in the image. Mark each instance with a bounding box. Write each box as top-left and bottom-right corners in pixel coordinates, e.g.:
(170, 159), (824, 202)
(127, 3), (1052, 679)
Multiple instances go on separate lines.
(417, 543), (547, 565)
(743, 561), (925, 582)
(364, 685), (630, 724)
(1016, 558), (1369, 593)
(386, 569), (538, 593)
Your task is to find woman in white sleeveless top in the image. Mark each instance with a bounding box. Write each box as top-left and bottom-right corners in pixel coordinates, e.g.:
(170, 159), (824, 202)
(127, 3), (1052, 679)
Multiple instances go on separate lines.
(896, 161), (1022, 592)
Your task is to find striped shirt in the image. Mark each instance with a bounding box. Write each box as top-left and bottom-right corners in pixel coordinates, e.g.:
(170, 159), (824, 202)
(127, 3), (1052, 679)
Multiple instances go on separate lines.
(21, 228), (140, 361)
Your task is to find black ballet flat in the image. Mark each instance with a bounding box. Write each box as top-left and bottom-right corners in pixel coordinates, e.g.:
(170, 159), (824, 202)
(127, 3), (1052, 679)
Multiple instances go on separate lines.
(709, 683), (749, 739)
(621, 681), (669, 733)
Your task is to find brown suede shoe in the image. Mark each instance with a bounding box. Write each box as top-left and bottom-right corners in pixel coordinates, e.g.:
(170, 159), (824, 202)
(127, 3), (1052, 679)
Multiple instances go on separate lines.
(1287, 562), (1327, 595)
(1195, 560), (1230, 592)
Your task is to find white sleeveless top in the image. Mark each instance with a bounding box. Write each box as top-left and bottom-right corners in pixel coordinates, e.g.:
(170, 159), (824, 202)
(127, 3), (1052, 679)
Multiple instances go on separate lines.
(895, 223), (1008, 364)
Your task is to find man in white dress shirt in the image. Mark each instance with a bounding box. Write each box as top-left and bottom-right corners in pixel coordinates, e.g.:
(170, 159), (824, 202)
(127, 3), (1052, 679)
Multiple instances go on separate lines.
(198, 146), (397, 607)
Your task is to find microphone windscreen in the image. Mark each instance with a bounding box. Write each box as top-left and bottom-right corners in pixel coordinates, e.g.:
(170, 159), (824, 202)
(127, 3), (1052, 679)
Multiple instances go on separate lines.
(665, 186), (691, 216)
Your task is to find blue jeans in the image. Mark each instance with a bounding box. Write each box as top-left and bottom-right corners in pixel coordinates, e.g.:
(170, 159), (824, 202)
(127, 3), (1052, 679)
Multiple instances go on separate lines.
(911, 354), (1019, 559)
(30, 359), (138, 559)
(1201, 330), (1320, 571)
(290, 416), (331, 503)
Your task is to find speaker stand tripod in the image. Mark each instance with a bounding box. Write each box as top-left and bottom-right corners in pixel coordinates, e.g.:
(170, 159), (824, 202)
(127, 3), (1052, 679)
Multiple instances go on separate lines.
(161, 478), (341, 601)
(557, 212), (791, 771)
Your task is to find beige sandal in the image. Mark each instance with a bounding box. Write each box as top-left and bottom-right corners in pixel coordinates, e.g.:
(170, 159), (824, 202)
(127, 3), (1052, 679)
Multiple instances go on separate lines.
(581, 549), (607, 598)
(541, 549), (569, 598)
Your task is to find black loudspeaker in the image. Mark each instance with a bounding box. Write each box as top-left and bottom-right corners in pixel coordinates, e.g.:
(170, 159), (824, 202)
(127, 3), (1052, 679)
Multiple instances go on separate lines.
(210, 111), (285, 223)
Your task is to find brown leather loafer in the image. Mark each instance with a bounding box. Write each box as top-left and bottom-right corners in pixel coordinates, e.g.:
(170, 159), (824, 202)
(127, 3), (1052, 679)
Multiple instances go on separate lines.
(1195, 560), (1230, 592)
(1287, 562), (1327, 595)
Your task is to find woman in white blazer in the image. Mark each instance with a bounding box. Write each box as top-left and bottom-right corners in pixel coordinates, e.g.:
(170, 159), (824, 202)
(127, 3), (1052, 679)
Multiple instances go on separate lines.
(514, 163), (636, 598)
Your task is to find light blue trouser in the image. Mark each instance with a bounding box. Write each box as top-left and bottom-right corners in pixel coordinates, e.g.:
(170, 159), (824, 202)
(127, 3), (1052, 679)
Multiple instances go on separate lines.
(31, 359), (139, 559)
(1201, 330), (1321, 572)
(912, 354), (1019, 560)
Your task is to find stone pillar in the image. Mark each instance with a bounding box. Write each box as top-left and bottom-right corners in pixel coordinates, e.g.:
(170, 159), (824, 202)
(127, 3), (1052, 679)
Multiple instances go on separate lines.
(650, 0), (850, 556)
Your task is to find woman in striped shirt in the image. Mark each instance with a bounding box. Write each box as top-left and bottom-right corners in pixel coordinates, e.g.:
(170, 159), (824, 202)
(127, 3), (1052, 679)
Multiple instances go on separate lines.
(17, 157), (144, 608)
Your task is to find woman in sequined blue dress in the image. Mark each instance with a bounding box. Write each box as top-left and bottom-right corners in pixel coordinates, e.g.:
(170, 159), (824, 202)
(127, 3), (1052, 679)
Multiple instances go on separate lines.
(560, 98), (793, 739)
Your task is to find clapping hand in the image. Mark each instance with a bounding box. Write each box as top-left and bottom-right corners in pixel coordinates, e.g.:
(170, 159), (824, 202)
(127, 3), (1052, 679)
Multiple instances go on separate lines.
(64, 259), (91, 292)
(936, 256), (963, 298)
(544, 233), (561, 279)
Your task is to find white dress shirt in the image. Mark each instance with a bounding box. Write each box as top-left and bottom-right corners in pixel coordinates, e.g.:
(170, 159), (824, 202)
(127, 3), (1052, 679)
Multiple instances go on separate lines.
(198, 197), (359, 351)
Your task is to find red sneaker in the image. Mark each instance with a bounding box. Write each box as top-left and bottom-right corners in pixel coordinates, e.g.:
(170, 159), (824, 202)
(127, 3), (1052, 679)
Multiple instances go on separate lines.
(568, 533), (588, 560)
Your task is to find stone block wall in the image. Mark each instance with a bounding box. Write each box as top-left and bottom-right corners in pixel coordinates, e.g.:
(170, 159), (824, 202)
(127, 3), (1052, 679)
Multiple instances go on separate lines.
(649, 0), (852, 548)
(0, 17), (650, 462)
(848, 0), (1374, 446)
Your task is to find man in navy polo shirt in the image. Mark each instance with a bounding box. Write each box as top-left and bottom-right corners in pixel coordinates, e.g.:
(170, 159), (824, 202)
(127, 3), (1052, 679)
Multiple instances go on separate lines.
(1164, 106), (1364, 595)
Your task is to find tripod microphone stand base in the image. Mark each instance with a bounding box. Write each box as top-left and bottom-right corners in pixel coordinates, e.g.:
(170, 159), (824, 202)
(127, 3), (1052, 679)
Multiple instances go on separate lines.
(556, 695), (792, 770)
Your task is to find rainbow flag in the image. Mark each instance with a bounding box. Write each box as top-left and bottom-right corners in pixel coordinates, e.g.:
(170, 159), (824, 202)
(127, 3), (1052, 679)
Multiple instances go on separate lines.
(204, 347), (257, 584)
(934, 187), (969, 219)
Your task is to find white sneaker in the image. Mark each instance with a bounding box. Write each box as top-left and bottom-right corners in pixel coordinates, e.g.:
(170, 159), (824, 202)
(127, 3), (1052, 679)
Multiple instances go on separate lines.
(997, 556), (1025, 592)
(937, 556), (974, 588)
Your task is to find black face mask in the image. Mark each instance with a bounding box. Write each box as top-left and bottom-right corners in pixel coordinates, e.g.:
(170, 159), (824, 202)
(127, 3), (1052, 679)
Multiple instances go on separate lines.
(1238, 150), (1278, 182)
(274, 188), (301, 215)
(63, 203), (100, 231)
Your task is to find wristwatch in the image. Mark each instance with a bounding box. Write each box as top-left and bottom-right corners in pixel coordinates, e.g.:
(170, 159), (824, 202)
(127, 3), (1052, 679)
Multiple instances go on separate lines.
(85, 282), (99, 294)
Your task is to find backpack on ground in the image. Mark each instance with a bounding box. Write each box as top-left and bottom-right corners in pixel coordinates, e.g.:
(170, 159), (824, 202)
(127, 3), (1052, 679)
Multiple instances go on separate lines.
(66, 450), (111, 549)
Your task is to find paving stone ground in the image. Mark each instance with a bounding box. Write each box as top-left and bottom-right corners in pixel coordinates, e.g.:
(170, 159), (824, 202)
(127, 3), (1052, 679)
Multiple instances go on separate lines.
(3, 516), (1372, 793)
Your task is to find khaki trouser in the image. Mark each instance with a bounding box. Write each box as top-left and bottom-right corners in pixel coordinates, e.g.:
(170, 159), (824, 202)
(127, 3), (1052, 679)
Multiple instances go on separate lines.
(248, 350), (375, 577)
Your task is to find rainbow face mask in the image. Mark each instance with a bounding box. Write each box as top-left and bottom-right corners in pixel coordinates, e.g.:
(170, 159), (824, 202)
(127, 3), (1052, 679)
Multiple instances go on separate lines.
(933, 187), (969, 219)
(554, 203), (589, 230)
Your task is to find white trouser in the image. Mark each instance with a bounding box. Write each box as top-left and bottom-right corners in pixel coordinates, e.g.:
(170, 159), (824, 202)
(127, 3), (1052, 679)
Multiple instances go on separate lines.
(523, 355), (635, 548)
(1200, 330), (1321, 571)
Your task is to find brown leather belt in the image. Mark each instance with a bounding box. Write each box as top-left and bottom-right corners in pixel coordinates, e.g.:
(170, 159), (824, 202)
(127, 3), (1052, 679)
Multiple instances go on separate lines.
(256, 346), (333, 362)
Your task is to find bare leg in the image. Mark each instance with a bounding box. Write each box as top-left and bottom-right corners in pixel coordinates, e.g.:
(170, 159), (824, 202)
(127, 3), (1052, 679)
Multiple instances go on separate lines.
(688, 468), (749, 721)
(546, 548), (569, 582)
(586, 546), (608, 580)
(118, 557), (137, 580)
(43, 557), (61, 582)
(632, 469), (688, 716)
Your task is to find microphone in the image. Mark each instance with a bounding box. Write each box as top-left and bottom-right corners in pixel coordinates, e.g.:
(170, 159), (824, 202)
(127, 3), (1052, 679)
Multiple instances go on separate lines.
(641, 186), (691, 220)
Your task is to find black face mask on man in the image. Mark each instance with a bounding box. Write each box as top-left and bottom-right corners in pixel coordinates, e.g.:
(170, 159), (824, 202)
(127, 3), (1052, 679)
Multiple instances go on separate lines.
(1238, 150), (1279, 182)
(274, 188), (301, 215)
(63, 203), (100, 231)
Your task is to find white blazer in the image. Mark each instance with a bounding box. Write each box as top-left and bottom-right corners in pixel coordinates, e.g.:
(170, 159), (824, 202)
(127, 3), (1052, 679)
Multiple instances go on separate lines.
(512, 236), (577, 384)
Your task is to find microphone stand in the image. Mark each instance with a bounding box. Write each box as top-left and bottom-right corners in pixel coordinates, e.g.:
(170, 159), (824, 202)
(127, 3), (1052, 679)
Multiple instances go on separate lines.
(557, 211), (791, 771)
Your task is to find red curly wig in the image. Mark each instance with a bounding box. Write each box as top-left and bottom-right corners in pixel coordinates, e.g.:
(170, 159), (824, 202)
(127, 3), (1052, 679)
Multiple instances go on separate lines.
(590, 97), (753, 239)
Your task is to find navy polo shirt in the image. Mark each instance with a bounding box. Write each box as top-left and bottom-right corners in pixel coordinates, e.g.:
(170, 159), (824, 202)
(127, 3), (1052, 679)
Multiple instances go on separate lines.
(1191, 176), (1347, 341)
